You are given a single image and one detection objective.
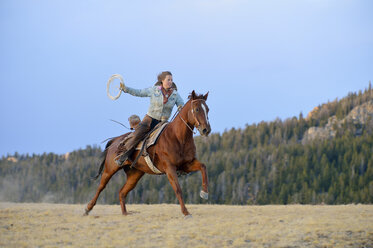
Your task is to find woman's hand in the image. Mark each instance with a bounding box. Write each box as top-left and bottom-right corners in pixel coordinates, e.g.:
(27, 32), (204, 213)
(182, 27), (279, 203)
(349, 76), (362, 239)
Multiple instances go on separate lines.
(120, 82), (126, 92)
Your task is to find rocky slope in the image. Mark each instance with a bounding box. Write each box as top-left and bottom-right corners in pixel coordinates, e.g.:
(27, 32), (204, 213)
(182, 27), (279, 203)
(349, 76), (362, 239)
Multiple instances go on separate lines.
(302, 100), (373, 144)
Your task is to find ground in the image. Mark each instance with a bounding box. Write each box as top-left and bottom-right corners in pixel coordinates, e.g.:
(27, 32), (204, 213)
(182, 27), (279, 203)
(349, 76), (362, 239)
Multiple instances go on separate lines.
(0, 203), (372, 247)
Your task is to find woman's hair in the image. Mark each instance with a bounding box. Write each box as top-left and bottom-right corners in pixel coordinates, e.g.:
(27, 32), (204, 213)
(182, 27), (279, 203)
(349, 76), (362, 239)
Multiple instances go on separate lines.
(157, 71), (172, 84)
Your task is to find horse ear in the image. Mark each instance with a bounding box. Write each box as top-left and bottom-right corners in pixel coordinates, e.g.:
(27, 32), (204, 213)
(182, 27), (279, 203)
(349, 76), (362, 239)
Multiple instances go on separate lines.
(203, 91), (209, 101)
(192, 90), (196, 99)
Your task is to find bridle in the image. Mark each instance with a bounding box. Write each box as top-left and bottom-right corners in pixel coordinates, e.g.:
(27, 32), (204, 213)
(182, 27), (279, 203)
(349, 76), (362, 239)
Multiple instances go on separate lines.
(177, 99), (207, 134)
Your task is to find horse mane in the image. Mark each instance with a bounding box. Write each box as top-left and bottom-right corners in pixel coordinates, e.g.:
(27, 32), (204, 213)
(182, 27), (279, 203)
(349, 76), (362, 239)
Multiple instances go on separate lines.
(188, 92), (205, 100)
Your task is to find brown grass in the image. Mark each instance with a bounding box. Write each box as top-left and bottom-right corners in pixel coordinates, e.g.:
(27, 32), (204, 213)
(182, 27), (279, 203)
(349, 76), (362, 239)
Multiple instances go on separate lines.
(0, 203), (372, 247)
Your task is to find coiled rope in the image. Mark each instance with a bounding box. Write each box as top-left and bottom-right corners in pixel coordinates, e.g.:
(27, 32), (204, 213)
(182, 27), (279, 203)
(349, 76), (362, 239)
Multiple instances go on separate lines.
(107, 74), (124, 100)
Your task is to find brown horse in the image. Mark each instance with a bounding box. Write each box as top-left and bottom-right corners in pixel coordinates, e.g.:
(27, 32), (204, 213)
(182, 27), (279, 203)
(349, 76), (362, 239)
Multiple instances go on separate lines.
(85, 91), (211, 216)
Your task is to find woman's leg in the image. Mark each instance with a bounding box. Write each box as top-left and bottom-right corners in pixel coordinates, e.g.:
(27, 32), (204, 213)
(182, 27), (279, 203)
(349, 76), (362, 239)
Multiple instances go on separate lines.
(115, 116), (152, 166)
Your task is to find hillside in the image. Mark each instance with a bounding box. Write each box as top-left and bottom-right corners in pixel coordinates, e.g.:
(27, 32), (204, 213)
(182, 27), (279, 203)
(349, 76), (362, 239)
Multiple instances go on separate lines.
(1, 83), (373, 205)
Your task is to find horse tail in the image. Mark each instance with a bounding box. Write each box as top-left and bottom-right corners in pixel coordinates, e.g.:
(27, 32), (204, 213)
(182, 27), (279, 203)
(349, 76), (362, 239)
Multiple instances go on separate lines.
(91, 138), (115, 180)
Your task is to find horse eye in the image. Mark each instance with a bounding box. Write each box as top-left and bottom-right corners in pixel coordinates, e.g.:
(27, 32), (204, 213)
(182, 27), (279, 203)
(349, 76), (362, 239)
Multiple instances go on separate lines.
(195, 108), (199, 112)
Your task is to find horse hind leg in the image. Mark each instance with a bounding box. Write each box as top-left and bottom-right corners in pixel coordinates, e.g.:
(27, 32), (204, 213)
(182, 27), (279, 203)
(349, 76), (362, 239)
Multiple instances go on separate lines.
(84, 164), (120, 216)
(119, 169), (144, 215)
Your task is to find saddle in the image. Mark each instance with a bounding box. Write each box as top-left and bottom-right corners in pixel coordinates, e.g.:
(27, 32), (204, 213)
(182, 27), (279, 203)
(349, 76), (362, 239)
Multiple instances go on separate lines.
(131, 121), (169, 174)
(116, 121), (167, 155)
(135, 122), (168, 151)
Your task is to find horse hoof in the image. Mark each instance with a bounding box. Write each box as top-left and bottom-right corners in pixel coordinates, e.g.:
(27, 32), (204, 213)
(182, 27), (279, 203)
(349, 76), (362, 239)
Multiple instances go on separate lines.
(200, 190), (208, 200)
(83, 208), (90, 216)
(184, 214), (193, 219)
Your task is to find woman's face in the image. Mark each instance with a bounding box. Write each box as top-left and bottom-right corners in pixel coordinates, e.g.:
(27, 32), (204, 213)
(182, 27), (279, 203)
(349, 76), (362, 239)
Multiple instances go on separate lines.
(162, 75), (173, 89)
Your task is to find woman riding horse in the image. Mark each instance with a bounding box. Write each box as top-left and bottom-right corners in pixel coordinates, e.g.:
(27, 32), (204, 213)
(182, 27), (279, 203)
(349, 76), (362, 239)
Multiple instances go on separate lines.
(115, 71), (184, 166)
(85, 90), (211, 216)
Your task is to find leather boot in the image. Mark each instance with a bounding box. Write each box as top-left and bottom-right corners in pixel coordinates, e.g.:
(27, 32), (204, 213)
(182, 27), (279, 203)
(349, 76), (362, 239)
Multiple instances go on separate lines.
(115, 147), (135, 167)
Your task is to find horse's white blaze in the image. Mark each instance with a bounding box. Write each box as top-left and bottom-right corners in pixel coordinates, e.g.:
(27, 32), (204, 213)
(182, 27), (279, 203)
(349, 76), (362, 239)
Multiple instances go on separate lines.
(201, 103), (209, 125)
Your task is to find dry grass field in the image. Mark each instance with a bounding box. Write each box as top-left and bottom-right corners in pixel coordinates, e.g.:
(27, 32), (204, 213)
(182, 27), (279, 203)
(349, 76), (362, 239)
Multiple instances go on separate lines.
(0, 203), (372, 247)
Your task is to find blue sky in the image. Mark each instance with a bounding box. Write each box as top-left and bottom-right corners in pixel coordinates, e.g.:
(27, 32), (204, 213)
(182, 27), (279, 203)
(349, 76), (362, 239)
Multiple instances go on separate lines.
(1, 0), (372, 156)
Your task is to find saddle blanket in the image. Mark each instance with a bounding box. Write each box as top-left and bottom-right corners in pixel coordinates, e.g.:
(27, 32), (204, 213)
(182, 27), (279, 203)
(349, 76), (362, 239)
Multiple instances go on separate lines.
(135, 122), (169, 174)
(135, 122), (169, 150)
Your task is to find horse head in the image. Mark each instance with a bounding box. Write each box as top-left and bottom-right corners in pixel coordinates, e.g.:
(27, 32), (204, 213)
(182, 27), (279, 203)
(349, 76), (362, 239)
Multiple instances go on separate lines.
(187, 90), (211, 136)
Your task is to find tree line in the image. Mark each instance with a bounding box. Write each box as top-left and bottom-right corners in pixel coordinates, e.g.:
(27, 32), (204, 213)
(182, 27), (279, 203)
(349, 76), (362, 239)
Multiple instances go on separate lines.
(1, 83), (372, 205)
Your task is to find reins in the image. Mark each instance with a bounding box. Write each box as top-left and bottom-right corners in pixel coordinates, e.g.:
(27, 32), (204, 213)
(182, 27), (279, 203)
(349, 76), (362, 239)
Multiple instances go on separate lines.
(179, 114), (197, 134)
(169, 107), (180, 122)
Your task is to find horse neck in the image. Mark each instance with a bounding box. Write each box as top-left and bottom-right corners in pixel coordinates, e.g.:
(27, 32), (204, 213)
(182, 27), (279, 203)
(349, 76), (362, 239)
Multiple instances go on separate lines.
(168, 102), (194, 142)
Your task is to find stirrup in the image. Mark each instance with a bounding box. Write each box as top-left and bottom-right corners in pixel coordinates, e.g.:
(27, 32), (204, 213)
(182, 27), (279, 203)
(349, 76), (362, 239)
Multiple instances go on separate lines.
(114, 155), (124, 167)
(114, 154), (129, 167)
(115, 148), (134, 167)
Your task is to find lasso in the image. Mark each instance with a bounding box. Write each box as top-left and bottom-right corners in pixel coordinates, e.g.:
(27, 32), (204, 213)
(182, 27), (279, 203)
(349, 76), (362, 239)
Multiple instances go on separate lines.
(106, 74), (124, 100)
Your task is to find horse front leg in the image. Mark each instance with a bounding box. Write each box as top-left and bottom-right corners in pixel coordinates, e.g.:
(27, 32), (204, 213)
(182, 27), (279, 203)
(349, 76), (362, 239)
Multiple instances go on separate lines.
(165, 167), (190, 216)
(184, 159), (209, 200)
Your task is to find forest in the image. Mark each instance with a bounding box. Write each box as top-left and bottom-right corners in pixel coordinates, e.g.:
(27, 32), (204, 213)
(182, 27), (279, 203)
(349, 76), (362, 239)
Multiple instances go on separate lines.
(1, 83), (372, 205)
